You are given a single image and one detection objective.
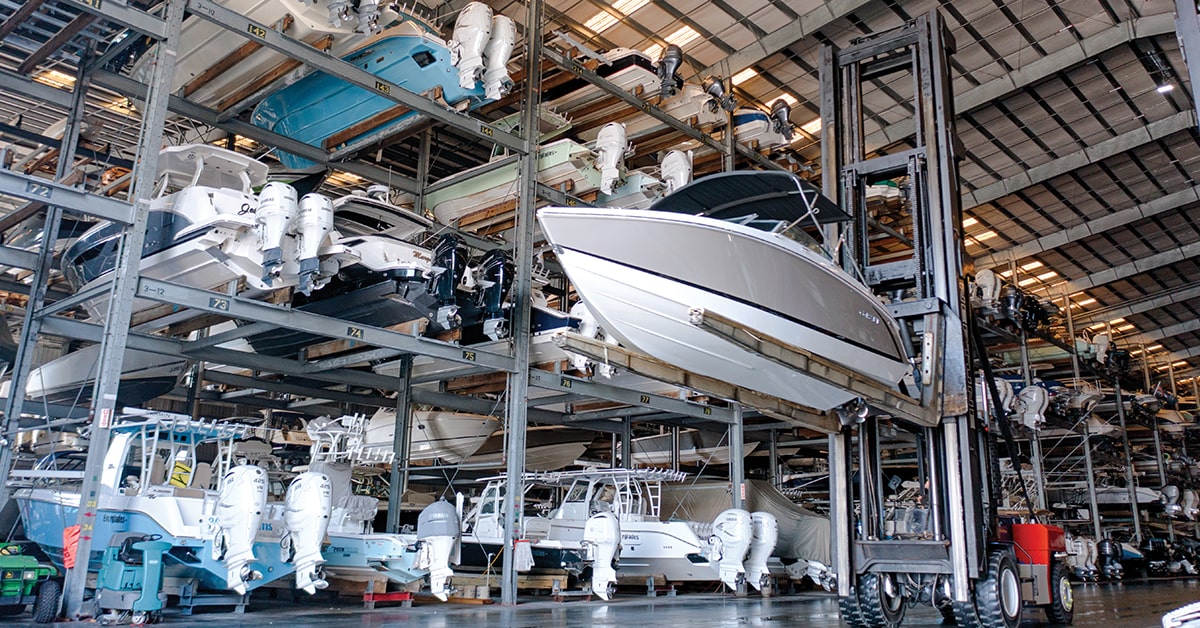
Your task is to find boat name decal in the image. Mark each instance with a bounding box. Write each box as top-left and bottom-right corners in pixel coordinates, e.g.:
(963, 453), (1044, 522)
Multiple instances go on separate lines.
(260, 523), (273, 531)
(621, 533), (640, 541)
(858, 310), (881, 325)
(237, 203), (254, 216)
(101, 513), (128, 524)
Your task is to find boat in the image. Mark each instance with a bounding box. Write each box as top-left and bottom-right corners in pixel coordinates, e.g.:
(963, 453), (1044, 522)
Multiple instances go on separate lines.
(620, 428), (759, 466)
(250, 2), (514, 169)
(12, 412), (320, 596)
(428, 123), (630, 231)
(364, 409), (499, 463)
(594, 150), (692, 210)
(6, 345), (187, 407)
(730, 104), (793, 150)
(575, 82), (726, 144)
(542, 48), (666, 119)
(463, 427), (596, 471)
(537, 170), (911, 412)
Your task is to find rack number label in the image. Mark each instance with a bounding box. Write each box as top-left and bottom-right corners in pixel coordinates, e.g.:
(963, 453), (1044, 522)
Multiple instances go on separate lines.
(703, 407), (712, 415)
(26, 181), (51, 199)
(347, 326), (363, 339)
(480, 126), (494, 137)
(462, 350), (477, 361)
(639, 394), (651, 404)
(80, 0), (102, 8)
(247, 24), (267, 38)
(209, 297), (230, 311)
(375, 81), (390, 94)
(560, 377), (571, 388)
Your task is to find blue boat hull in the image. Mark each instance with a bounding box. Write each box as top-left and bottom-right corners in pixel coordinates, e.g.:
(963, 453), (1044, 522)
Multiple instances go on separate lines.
(252, 32), (489, 169)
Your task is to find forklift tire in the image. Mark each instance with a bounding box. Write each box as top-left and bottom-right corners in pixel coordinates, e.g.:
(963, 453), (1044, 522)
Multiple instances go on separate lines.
(31, 579), (61, 624)
(976, 551), (1021, 628)
(1044, 562), (1074, 625)
(839, 589), (869, 628)
(0, 604), (24, 616)
(859, 572), (906, 627)
(939, 604), (957, 624)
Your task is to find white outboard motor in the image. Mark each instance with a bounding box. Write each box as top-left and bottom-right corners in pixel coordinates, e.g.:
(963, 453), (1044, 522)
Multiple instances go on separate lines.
(660, 150), (692, 195)
(582, 511), (620, 600)
(356, 0), (382, 34)
(1182, 489), (1198, 520)
(482, 15), (516, 100)
(707, 508), (752, 591)
(568, 301), (618, 377)
(213, 464), (268, 594)
(1016, 385), (1049, 430)
(744, 512), (778, 592)
(974, 269), (1002, 306)
(294, 193), (334, 296)
(325, 0), (353, 27)
(416, 500), (460, 601)
(1163, 485), (1183, 518)
(449, 2), (493, 90)
(283, 471), (332, 594)
(256, 182), (298, 286)
(594, 122), (629, 195)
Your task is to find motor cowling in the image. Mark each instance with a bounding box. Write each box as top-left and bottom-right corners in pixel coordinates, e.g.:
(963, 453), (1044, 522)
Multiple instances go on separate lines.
(707, 508), (752, 591)
(256, 182), (298, 286)
(294, 193), (334, 296)
(744, 512), (778, 592)
(416, 500), (461, 601)
(475, 249), (513, 340)
(594, 122), (629, 196)
(429, 234), (468, 330)
(482, 15), (516, 100)
(214, 464), (268, 594)
(449, 2), (493, 89)
(283, 471), (332, 594)
(660, 150), (692, 195)
(656, 45), (683, 98)
(769, 99), (793, 142)
(582, 511), (620, 600)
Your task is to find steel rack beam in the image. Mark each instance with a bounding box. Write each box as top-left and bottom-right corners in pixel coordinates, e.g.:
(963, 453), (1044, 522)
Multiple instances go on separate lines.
(0, 168), (133, 224)
(132, 277), (515, 372)
(528, 370), (735, 423)
(689, 308), (931, 426)
(61, 0), (167, 40)
(186, 0), (524, 153)
(200, 371), (396, 407)
(540, 47), (785, 172)
(1074, 280), (1200, 325)
(553, 331), (837, 433)
(0, 245), (38, 270)
(1039, 239), (1200, 296)
(1177, 0), (1200, 125)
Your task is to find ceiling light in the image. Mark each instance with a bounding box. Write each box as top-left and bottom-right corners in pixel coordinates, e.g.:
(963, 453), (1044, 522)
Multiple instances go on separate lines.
(1036, 271), (1057, 280)
(1018, 277), (1037, 287)
(1147, 344), (1162, 351)
(974, 230), (997, 241)
(34, 69), (75, 89)
(1076, 297), (1096, 306)
(775, 93), (798, 106)
(1173, 361), (1188, 367)
(1108, 318), (1125, 325)
(664, 25), (701, 48)
(800, 118), (822, 135)
(584, 11), (619, 32)
(999, 269), (1013, 277)
(1020, 261), (1043, 271)
(1157, 84), (1175, 93)
(643, 43), (663, 60)
(963, 217), (978, 228)
(1087, 322), (1107, 330)
(731, 68), (758, 85)
(1114, 324), (1135, 332)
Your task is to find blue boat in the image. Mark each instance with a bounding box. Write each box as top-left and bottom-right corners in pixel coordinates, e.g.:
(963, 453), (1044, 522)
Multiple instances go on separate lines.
(252, 22), (492, 170)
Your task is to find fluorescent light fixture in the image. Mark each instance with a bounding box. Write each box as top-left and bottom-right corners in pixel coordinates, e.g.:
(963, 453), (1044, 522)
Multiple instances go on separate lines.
(34, 69), (75, 89)
(974, 230), (997, 241)
(1018, 277), (1037, 287)
(1036, 271), (1057, 280)
(999, 269), (1013, 277)
(665, 25), (701, 48)
(1173, 360), (1188, 367)
(1076, 297), (1096, 306)
(584, 0), (650, 34)
(963, 217), (978, 228)
(1158, 84), (1175, 93)
(800, 118), (822, 135)
(1020, 261), (1043, 271)
(1108, 317), (1125, 325)
(1147, 344), (1162, 351)
(731, 68), (758, 85)
(1114, 324), (1135, 332)
(1087, 322), (1107, 330)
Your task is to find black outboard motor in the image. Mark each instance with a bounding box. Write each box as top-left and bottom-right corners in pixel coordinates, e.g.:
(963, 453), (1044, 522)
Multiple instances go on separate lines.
(656, 45), (683, 98)
(430, 234), (468, 330)
(1000, 285), (1024, 329)
(769, 99), (793, 142)
(703, 75), (736, 113)
(1096, 537), (1123, 581)
(476, 249), (514, 340)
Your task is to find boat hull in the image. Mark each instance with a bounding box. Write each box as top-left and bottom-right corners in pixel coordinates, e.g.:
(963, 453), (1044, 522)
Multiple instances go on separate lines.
(538, 208), (909, 411)
(365, 410), (498, 463)
(322, 533), (426, 584)
(20, 345), (186, 407)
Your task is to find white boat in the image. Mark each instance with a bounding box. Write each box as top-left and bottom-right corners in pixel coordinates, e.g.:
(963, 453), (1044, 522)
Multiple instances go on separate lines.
(463, 427), (595, 471)
(621, 429), (759, 466)
(543, 48), (664, 125)
(5, 344), (187, 407)
(594, 150), (692, 211)
(364, 409), (498, 463)
(538, 170), (911, 412)
(575, 82), (726, 144)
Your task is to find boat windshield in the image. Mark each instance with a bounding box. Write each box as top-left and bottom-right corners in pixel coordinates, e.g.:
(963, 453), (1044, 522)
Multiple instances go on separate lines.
(722, 213), (831, 258)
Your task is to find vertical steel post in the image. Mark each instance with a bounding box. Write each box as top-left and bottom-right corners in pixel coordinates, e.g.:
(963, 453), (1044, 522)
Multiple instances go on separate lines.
(828, 432), (851, 597)
(63, 1), (185, 618)
(767, 428), (778, 487)
(1175, 0), (1200, 124)
(1113, 380), (1143, 543)
(670, 426), (680, 472)
(499, 0), (541, 605)
(1063, 290), (1103, 539)
(413, 129), (432, 215)
(621, 419), (632, 469)
(1016, 318), (1047, 511)
(729, 404), (744, 510)
(387, 354), (414, 533)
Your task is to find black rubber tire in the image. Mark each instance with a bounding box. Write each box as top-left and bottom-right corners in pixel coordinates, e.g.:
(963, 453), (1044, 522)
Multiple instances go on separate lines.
(976, 551), (1022, 628)
(952, 599), (985, 628)
(859, 572), (906, 627)
(1044, 561), (1074, 625)
(839, 589), (869, 628)
(0, 604), (24, 616)
(32, 579), (61, 624)
(939, 604), (957, 624)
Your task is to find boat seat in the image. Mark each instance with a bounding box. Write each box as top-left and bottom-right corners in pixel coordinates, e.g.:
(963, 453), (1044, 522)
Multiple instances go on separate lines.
(172, 487), (206, 499)
(148, 456), (167, 486)
(190, 462), (212, 490)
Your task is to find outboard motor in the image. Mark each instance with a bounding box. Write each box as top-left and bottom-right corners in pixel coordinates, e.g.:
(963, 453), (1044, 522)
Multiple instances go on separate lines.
(974, 269), (1002, 306)
(356, 0), (381, 34)
(660, 150), (692, 195)
(568, 301), (619, 377)
(703, 75), (735, 113)
(326, 0), (353, 28)
(1000, 285), (1024, 328)
(214, 464), (268, 594)
(449, 2), (493, 89)
(1015, 385), (1049, 430)
(1182, 489), (1199, 520)
(475, 249), (513, 340)
(482, 15), (516, 100)
(744, 512), (778, 592)
(294, 193), (334, 296)
(656, 44), (683, 98)
(429, 234), (468, 330)
(283, 471), (332, 594)
(416, 500), (461, 601)
(594, 122), (629, 195)
(1096, 537), (1123, 581)
(256, 182), (299, 286)
(1163, 485), (1183, 518)
(769, 99), (793, 142)
(707, 508), (753, 591)
(582, 511), (620, 600)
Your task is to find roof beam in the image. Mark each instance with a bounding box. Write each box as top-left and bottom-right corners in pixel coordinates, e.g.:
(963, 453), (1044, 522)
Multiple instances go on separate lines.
(16, 13), (96, 75)
(962, 110), (1197, 210)
(697, 0), (873, 81)
(1038, 240), (1200, 296)
(1074, 281), (1200, 325)
(975, 183), (1200, 269)
(1116, 318), (1200, 349)
(1177, 0), (1200, 125)
(0, 0), (47, 43)
(867, 14), (1176, 151)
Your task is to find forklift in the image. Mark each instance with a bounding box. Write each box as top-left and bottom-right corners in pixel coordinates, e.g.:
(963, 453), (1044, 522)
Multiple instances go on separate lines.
(819, 11), (1073, 627)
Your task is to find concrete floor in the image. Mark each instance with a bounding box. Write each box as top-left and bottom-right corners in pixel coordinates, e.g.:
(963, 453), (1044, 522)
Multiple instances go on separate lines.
(13, 579), (1199, 626)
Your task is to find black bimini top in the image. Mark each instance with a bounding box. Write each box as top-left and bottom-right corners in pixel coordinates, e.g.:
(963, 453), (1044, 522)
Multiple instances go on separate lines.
(649, 170), (851, 225)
